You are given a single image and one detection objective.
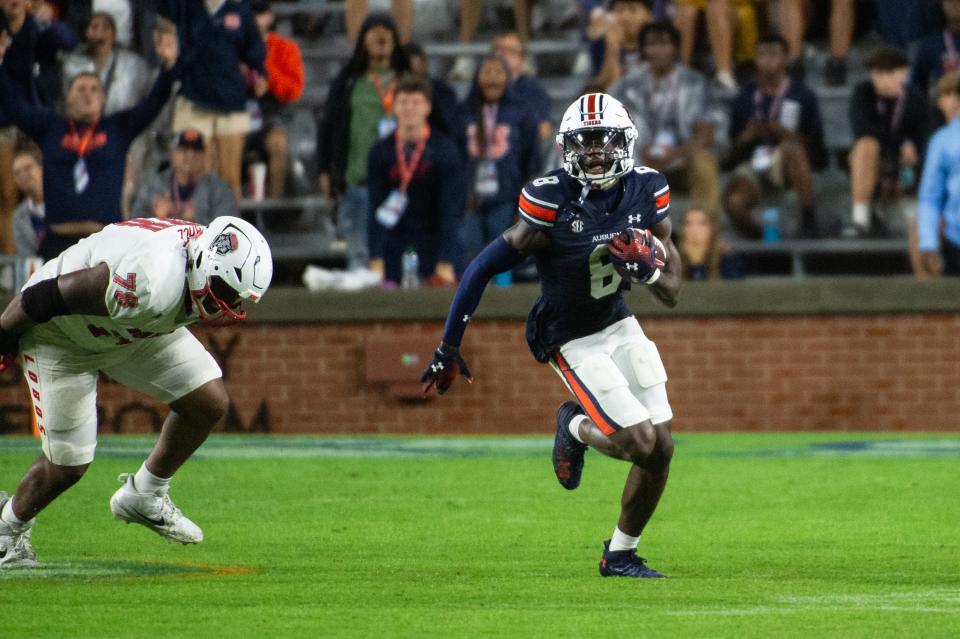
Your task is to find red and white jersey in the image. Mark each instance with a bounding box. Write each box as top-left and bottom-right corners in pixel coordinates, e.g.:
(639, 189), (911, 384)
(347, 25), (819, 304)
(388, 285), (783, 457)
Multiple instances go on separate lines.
(24, 218), (205, 352)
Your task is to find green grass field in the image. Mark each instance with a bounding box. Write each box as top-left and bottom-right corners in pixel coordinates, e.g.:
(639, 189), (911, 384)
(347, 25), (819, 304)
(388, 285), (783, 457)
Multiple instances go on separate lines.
(2, 433), (959, 638)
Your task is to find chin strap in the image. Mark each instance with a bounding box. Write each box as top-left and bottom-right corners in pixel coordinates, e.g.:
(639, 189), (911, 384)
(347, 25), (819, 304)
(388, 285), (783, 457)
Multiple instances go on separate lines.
(577, 181), (591, 205)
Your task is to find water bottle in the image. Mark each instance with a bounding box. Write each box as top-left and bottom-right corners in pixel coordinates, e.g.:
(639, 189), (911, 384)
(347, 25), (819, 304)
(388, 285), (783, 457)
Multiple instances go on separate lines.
(401, 246), (420, 289)
(761, 207), (781, 243)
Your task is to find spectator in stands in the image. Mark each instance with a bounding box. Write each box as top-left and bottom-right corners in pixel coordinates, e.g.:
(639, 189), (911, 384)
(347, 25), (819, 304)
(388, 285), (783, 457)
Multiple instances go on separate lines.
(346, 0), (412, 44)
(770, 0), (805, 78)
(60, 0), (135, 47)
(367, 75), (464, 286)
(448, 0), (538, 81)
(673, 0), (737, 90)
(877, 0), (941, 50)
(492, 32), (552, 141)
(403, 42), (465, 158)
(461, 54), (540, 262)
(678, 208), (742, 280)
(59, 0), (160, 65)
(847, 46), (927, 237)
(246, 0), (304, 199)
(589, 0), (654, 90)
(10, 144), (45, 256)
(62, 12), (153, 215)
(917, 71), (960, 277)
(911, 0), (960, 99)
(721, 34), (827, 239)
(824, 0), (855, 86)
(61, 13), (152, 115)
(0, 0), (77, 254)
(159, 0), (265, 201)
(0, 27), (178, 259)
(131, 127), (236, 224)
(317, 13), (410, 272)
(766, 0), (857, 82)
(611, 20), (721, 214)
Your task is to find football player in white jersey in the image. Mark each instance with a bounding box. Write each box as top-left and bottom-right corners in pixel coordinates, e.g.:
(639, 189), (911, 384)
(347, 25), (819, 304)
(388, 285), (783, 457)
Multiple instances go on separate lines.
(0, 216), (272, 567)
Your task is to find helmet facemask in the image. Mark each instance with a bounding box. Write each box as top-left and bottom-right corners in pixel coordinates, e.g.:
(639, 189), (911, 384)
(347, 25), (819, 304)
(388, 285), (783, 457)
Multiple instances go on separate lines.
(190, 273), (247, 323)
(561, 128), (631, 188)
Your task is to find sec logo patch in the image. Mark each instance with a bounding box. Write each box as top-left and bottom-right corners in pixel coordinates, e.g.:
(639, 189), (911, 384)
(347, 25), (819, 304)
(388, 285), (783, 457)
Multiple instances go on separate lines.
(571, 219), (584, 233)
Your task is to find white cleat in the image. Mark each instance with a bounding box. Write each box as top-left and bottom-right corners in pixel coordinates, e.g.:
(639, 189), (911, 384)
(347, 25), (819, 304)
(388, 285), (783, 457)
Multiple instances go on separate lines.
(109, 474), (203, 544)
(0, 491), (38, 568)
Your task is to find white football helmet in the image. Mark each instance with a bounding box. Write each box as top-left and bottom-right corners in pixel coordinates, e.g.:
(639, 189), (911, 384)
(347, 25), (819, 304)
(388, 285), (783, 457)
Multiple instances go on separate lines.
(557, 93), (638, 189)
(186, 216), (273, 322)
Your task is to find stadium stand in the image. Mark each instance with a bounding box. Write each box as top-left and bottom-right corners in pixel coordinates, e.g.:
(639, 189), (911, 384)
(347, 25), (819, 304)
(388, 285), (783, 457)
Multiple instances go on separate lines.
(0, 0), (948, 281)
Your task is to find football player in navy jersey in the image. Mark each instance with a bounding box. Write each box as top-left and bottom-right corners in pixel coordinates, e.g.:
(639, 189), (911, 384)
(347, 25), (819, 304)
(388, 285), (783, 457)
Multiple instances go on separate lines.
(421, 93), (682, 578)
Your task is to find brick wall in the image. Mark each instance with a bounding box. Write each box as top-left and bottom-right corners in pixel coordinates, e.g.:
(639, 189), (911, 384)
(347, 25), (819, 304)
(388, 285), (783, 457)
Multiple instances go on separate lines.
(1, 313), (958, 435)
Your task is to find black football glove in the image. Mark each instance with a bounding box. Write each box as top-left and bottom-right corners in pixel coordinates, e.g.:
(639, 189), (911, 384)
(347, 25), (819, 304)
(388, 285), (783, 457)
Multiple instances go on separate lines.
(0, 328), (20, 356)
(0, 328), (20, 373)
(420, 343), (473, 395)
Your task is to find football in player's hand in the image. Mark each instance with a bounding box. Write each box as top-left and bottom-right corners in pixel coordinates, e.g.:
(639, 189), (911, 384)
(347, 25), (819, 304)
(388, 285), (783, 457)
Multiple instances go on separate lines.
(608, 228), (666, 282)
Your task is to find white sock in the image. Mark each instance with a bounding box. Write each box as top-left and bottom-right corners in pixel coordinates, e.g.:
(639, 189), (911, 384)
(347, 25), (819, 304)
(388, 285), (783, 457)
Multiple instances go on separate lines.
(133, 463), (171, 494)
(609, 526), (640, 552)
(567, 414), (588, 444)
(852, 202), (870, 227)
(1, 498), (26, 525)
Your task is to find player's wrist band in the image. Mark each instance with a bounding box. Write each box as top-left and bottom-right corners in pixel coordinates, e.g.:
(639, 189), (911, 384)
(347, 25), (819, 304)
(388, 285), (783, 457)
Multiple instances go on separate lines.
(645, 268), (662, 285)
(20, 277), (71, 324)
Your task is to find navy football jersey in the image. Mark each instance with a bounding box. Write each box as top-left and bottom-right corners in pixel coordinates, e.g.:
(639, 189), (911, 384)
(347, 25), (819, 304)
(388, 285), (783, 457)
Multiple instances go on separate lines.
(519, 167), (671, 362)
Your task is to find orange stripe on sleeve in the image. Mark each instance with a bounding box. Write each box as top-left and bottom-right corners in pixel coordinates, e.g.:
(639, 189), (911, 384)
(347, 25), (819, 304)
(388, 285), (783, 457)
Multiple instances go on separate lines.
(519, 195), (557, 222)
(655, 191), (670, 210)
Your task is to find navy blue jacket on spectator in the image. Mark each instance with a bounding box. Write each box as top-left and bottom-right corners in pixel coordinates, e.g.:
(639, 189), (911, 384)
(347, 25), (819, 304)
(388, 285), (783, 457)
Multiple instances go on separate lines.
(429, 76), (467, 159)
(0, 63), (176, 226)
(0, 13), (78, 126)
(461, 97), (540, 210)
(464, 72), (551, 133)
(726, 79), (828, 171)
(511, 74), (551, 127)
(158, 0), (264, 113)
(367, 129), (465, 282)
(911, 29), (960, 98)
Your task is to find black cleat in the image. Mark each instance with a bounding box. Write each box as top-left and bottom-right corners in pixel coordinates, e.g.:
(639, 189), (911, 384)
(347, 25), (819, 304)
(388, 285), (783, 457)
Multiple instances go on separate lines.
(823, 56), (847, 87)
(553, 402), (587, 490)
(599, 540), (665, 578)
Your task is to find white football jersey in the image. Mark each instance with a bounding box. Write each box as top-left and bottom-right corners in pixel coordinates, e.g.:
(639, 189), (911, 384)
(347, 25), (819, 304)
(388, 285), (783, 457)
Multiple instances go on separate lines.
(24, 218), (206, 352)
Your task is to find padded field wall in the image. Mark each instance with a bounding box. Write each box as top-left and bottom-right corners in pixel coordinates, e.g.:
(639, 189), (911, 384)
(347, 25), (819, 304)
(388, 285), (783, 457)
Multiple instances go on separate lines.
(1, 304), (958, 435)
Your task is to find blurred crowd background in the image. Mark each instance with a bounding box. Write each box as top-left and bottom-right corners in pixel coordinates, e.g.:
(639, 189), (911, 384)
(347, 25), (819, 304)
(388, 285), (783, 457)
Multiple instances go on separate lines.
(2, 0), (960, 289)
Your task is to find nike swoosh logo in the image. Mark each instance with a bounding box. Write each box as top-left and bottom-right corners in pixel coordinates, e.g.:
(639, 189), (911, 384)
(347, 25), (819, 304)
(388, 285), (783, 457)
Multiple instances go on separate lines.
(145, 515), (165, 526)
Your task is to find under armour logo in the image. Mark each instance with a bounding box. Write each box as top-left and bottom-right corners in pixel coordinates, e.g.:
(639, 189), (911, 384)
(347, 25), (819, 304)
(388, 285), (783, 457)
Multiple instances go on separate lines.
(628, 214), (643, 225)
(463, 314), (471, 323)
(626, 263), (639, 271)
(431, 362), (444, 373)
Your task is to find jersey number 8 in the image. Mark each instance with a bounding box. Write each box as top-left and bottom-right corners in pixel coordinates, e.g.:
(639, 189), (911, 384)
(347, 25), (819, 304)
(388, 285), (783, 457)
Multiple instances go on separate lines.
(589, 245), (622, 299)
